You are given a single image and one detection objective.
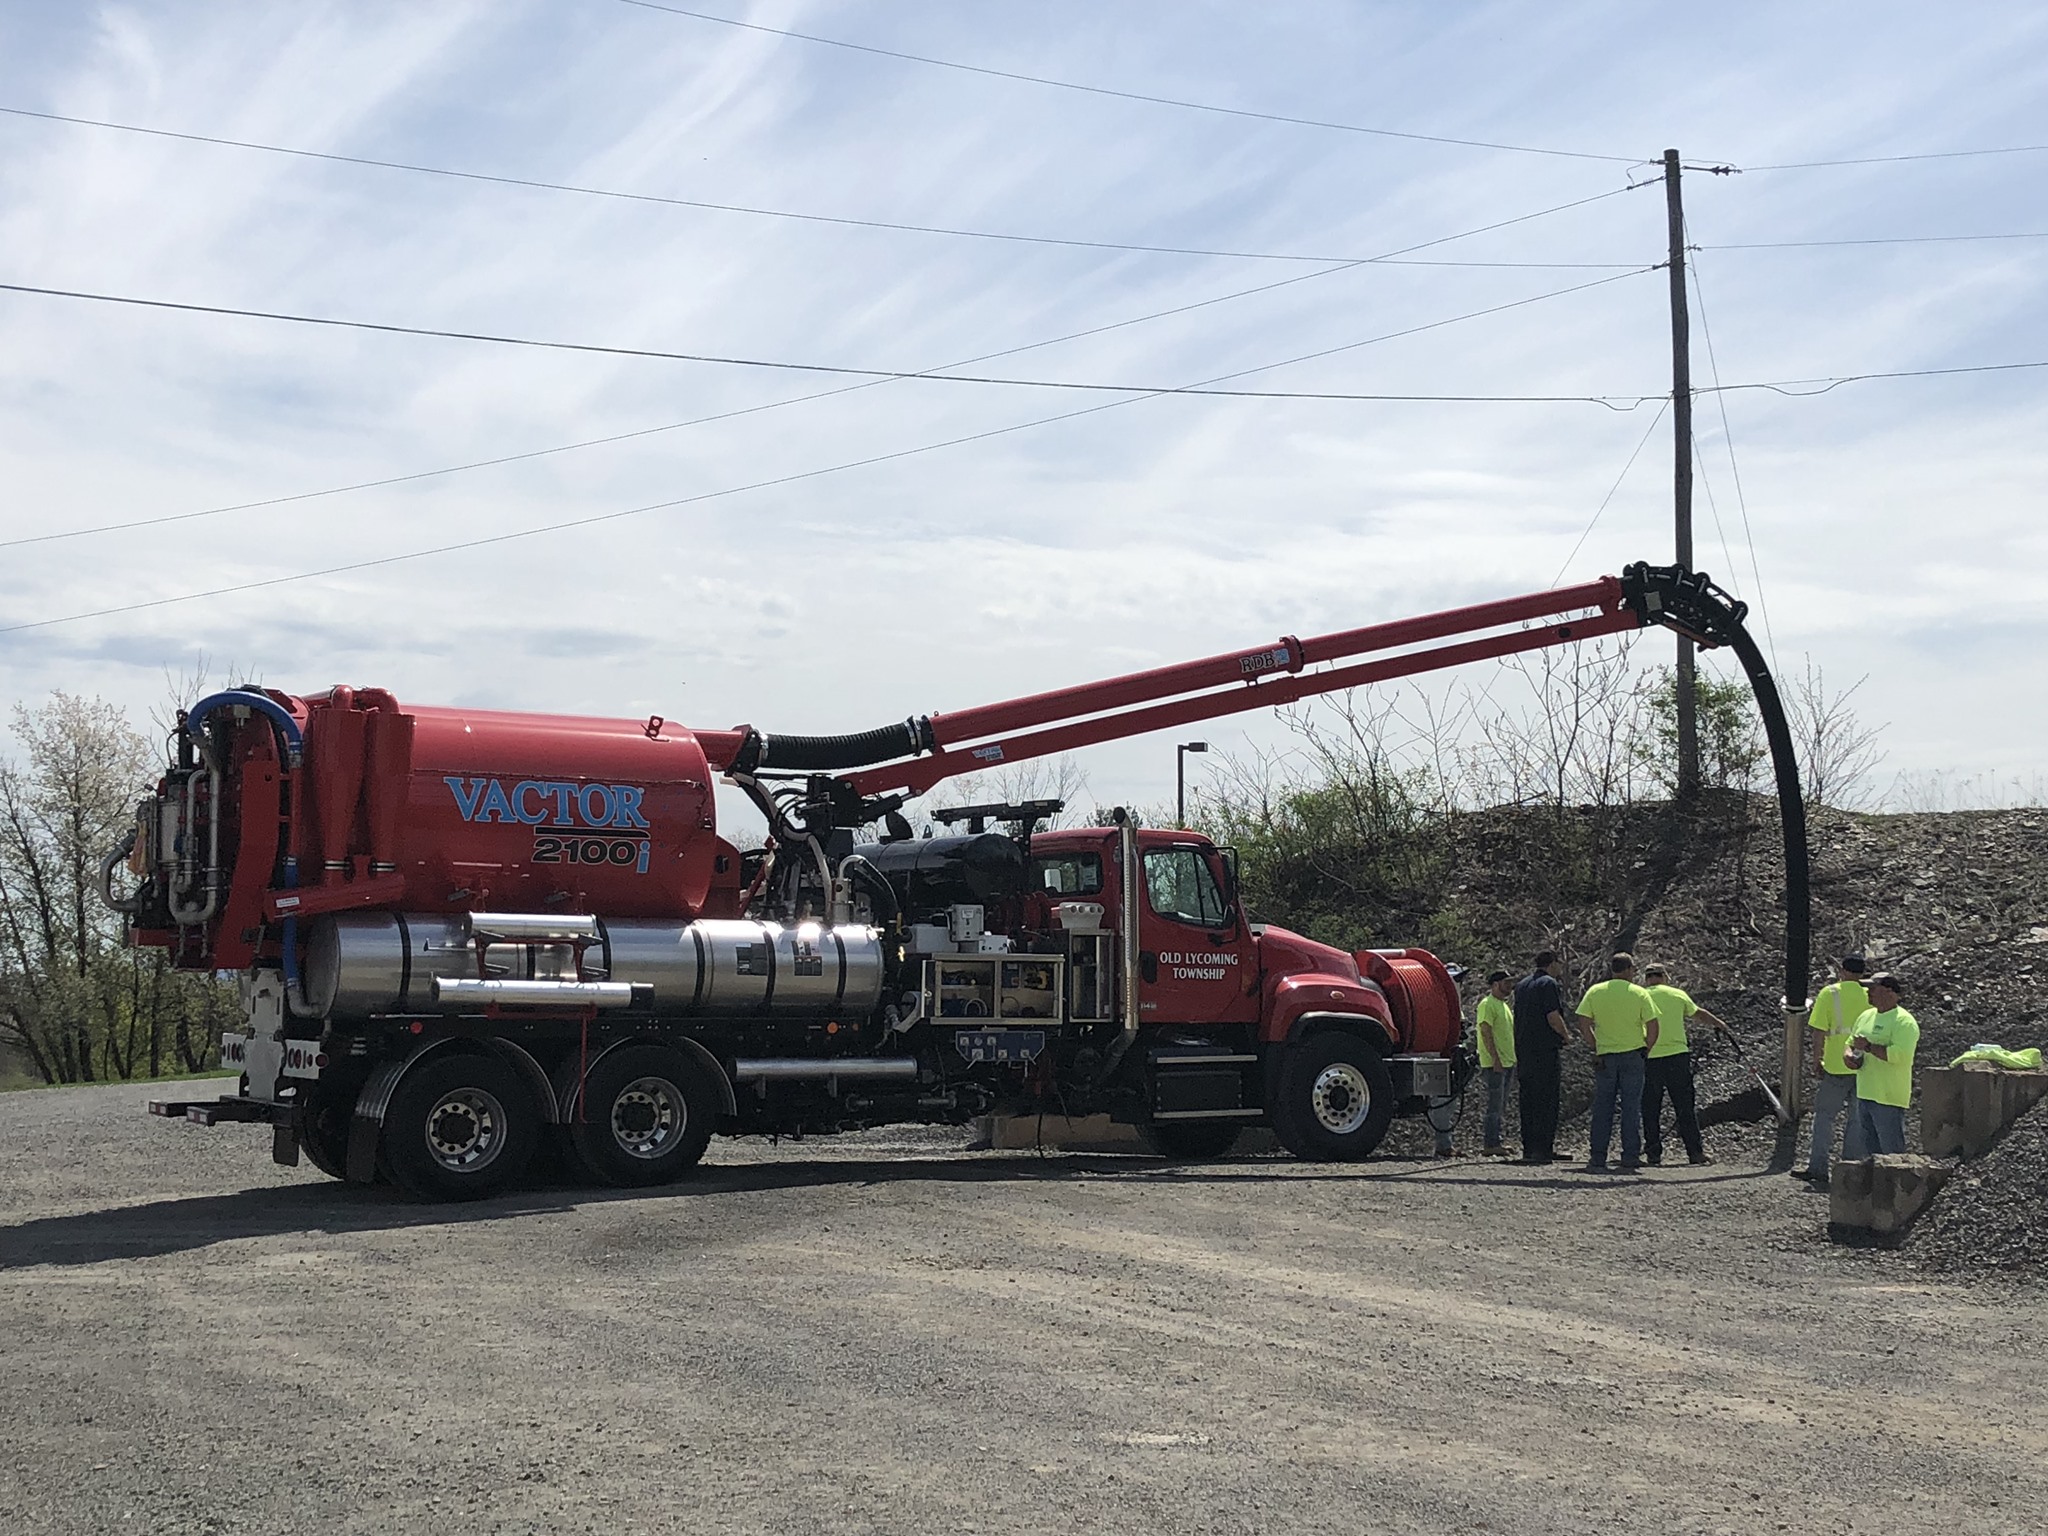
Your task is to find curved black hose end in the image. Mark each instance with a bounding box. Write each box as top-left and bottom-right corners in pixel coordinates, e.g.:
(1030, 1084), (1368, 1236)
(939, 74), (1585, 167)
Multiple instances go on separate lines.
(753, 715), (934, 772)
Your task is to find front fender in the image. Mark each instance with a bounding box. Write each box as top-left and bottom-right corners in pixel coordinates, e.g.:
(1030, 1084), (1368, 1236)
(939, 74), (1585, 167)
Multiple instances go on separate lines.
(1263, 973), (1397, 1047)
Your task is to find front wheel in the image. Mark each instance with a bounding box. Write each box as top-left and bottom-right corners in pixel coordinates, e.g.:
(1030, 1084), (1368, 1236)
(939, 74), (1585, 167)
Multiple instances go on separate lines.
(565, 1043), (717, 1188)
(381, 1051), (539, 1201)
(1269, 1030), (1395, 1161)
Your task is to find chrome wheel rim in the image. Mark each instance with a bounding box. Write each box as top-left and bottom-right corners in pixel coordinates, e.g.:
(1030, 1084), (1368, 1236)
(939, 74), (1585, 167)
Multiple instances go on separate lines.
(1310, 1062), (1371, 1136)
(424, 1087), (508, 1172)
(611, 1076), (687, 1161)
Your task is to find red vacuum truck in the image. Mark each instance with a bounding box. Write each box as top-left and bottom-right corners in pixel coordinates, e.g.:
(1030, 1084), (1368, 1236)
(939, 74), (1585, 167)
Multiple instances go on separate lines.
(115, 563), (1808, 1199)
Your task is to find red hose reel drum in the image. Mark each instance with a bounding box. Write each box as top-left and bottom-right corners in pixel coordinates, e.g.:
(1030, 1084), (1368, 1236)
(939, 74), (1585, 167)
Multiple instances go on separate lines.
(1357, 948), (1463, 1055)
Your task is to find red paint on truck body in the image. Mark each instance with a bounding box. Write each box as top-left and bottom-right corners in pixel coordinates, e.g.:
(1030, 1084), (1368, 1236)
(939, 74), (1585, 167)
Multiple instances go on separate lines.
(199, 692), (742, 967)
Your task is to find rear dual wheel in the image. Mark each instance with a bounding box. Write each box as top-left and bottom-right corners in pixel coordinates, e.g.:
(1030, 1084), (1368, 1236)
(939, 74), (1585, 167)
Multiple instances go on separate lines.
(294, 1090), (354, 1181)
(381, 1051), (539, 1202)
(562, 1044), (717, 1188)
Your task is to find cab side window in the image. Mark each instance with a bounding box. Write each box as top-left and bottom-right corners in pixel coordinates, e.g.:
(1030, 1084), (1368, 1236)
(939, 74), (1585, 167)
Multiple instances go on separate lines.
(1034, 853), (1103, 896)
(1143, 847), (1228, 926)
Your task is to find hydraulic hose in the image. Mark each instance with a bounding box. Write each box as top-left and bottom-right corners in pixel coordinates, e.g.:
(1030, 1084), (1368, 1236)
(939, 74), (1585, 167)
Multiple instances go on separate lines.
(839, 854), (900, 928)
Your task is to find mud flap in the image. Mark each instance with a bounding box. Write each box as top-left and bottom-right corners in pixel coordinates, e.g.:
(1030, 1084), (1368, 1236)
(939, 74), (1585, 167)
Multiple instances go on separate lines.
(345, 1114), (381, 1183)
(271, 1123), (301, 1167)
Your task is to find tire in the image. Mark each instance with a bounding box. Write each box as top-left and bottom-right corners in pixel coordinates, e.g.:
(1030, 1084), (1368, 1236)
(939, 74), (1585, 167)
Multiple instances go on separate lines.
(1269, 1030), (1395, 1161)
(294, 1091), (352, 1181)
(564, 1043), (717, 1188)
(380, 1051), (539, 1201)
(1142, 1121), (1243, 1160)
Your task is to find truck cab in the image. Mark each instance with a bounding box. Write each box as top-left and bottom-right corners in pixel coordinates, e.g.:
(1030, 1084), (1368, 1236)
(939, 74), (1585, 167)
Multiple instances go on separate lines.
(860, 811), (1468, 1161)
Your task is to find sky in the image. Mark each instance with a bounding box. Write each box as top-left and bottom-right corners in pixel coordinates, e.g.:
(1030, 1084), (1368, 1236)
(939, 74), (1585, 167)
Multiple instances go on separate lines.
(1, 0), (2045, 831)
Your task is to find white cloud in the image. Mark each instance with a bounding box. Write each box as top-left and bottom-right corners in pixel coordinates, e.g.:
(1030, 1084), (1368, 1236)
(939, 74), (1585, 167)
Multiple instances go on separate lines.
(0, 0), (2044, 815)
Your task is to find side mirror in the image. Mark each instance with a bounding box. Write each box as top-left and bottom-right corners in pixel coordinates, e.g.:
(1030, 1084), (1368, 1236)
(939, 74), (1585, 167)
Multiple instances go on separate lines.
(1217, 845), (1242, 926)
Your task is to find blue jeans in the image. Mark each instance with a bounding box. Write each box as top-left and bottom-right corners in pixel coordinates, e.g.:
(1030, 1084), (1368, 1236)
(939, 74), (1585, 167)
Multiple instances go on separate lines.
(1856, 1099), (1907, 1155)
(1483, 1066), (1516, 1148)
(1589, 1050), (1647, 1165)
(1807, 1072), (1865, 1174)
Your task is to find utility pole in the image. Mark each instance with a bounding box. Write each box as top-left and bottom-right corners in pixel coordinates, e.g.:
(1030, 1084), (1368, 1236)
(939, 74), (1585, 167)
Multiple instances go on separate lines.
(1664, 148), (1700, 801)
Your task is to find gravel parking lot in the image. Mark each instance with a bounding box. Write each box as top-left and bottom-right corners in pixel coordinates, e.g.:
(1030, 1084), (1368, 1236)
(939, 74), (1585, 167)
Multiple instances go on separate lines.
(3, 1082), (2044, 1536)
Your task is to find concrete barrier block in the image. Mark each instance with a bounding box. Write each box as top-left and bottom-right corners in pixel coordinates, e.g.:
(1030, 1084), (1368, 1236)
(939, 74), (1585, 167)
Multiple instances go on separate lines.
(1830, 1154), (1951, 1241)
(1830, 1157), (1875, 1229)
(979, 1112), (1144, 1152)
(1921, 1066), (2048, 1159)
(1921, 1070), (1965, 1158)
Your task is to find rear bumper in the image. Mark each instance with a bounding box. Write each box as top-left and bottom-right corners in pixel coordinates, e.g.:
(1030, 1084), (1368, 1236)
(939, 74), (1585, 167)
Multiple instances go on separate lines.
(147, 1096), (293, 1127)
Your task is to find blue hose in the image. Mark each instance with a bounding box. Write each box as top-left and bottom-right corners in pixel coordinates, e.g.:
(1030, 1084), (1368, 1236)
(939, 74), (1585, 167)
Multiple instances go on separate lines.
(188, 690), (308, 1000)
(187, 688), (303, 765)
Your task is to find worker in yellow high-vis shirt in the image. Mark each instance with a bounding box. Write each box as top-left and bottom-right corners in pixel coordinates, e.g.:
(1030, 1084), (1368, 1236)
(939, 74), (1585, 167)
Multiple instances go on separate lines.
(1639, 964), (1730, 1167)
(1843, 972), (1919, 1156)
(1796, 954), (1871, 1183)
(1575, 952), (1661, 1173)
(1474, 970), (1517, 1156)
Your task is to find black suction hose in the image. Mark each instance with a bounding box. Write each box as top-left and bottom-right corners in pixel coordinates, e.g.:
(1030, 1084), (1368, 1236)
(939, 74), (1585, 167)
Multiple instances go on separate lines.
(745, 718), (932, 772)
(1719, 621), (1812, 1013)
(1621, 562), (1810, 1011)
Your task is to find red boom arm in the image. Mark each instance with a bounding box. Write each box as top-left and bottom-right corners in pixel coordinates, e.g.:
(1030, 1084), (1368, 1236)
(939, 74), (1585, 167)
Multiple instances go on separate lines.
(843, 575), (1643, 798)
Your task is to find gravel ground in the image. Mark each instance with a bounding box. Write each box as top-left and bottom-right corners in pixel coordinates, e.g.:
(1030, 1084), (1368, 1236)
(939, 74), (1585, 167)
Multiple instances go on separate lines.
(1909, 1100), (2048, 1277)
(3, 1081), (2046, 1536)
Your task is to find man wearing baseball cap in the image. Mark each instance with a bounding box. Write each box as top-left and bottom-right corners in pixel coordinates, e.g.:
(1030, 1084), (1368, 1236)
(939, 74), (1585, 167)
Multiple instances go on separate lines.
(1795, 954), (1870, 1182)
(1843, 973), (1919, 1156)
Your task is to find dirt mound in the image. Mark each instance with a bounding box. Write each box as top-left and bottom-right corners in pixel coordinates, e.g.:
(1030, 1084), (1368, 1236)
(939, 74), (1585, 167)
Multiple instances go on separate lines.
(1909, 1100), (2048, 1278)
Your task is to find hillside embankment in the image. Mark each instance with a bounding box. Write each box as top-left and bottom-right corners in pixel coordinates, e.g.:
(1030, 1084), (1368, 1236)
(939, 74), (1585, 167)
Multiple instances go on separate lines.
(1353, 797), (2048, 1278)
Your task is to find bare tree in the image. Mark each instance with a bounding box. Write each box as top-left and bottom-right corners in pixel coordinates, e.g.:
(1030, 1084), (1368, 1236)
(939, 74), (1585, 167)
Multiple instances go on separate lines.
(920, 754), (1094, 832)
(0, 693), (154, 1082)
(149, 653), (250, 742)
(1888, 767), (2048, 813)
(1787, 657), (1886, 810)
(1473, 635), (1647, 811)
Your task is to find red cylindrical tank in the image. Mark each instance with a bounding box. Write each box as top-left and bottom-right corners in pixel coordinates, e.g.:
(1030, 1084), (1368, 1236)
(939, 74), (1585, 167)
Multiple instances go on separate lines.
(285, 695), (735, 920)
(398, 704), (726, 916)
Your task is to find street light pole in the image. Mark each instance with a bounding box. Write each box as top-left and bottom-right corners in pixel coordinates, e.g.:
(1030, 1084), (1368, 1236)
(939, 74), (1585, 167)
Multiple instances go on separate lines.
(1176, 741), (1209, 828)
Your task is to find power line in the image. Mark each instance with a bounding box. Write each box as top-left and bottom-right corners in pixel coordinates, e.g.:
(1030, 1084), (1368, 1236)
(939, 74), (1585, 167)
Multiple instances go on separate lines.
(0, 103), (1642, 270)
(1549, 398), (1669, 586)
(0, 270), (1659, 634)
(0, 184), (1641, 551)
(1743, 145), (2048, 171)
(1687, 245), (1776, 667)
(1690, 426), (1742, 604)
(1699, 359), (2048, 396)
(1703, 231), (2048, 250)
(0, 269), (1657, 402)
(611, 0), (1644, 166)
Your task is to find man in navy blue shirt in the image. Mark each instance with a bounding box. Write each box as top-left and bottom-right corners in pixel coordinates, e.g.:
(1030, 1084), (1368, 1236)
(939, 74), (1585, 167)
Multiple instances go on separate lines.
(1512, 951), (1573, 1164)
